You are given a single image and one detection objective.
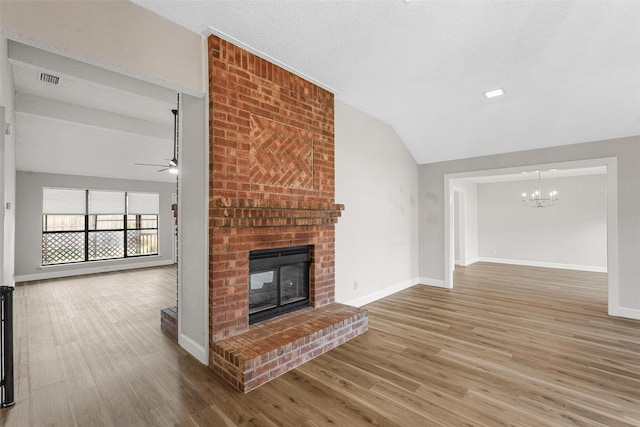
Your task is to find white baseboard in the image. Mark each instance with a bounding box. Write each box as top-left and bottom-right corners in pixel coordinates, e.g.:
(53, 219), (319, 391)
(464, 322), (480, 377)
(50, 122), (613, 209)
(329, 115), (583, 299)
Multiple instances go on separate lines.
(15, 258), (175, 282)
(343, 277), (420, 308)
(609, 306), (640, 320)
(418, 277), (448, 288)
(476, 257), (607, 273)
(179, 333), (208, 365)
(461, 257), (480, 266)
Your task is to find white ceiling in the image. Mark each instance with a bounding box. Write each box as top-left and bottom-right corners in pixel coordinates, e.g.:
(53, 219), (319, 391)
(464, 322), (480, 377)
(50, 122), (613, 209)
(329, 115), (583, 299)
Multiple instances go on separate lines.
(10, 42), (178, 183)
(132, 0), (640, 164)
(15, 113), (176, 182)
(13, 63), (172, 125)
(463, 166), (606, 184)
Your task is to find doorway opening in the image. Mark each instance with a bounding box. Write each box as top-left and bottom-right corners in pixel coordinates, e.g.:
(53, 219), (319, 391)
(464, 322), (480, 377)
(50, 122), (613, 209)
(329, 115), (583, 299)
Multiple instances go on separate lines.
(444, 157), (618, 316)
(452, 188), (466, 270)
(9, 40), (184, 353)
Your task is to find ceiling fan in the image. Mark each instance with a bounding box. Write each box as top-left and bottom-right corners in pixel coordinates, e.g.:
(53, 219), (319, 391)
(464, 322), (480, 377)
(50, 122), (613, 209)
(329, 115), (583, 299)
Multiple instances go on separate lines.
(135, 108), (179, 174)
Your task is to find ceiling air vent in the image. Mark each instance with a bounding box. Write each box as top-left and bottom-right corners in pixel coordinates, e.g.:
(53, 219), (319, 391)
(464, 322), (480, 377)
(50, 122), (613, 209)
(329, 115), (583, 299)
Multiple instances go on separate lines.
(39, 72), (60, 85)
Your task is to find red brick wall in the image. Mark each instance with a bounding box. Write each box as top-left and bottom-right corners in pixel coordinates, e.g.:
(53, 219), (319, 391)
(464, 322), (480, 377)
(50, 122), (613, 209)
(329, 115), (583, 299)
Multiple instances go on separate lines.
(208, 35), (342, 341)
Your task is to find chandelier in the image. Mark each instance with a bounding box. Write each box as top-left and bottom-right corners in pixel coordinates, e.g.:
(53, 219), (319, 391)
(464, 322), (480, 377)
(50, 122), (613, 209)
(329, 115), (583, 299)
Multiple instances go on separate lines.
(522, 171), (558, 208)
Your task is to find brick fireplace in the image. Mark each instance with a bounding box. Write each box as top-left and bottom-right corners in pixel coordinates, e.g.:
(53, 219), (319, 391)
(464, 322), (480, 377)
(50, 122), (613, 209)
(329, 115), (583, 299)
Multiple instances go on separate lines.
(207, 35), (368, 392)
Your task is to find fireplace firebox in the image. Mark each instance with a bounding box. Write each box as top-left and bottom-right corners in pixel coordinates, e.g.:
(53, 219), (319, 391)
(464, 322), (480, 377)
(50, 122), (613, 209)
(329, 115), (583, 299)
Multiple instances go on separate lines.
(249, 245), (311, 324)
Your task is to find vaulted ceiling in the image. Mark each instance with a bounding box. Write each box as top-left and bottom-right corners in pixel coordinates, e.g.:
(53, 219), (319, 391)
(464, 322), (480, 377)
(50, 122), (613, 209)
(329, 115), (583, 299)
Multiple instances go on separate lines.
(132, 0), (640, 164)
(11, 1), (639, 185)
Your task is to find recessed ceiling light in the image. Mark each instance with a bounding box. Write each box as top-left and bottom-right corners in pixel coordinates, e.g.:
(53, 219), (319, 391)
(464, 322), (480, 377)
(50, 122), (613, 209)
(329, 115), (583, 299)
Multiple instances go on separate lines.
(484, 88), (504, 99)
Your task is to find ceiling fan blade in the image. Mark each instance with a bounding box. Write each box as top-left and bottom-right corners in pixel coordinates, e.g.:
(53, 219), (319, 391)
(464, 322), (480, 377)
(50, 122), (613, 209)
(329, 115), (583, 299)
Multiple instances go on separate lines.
(135, 162), (169, 167)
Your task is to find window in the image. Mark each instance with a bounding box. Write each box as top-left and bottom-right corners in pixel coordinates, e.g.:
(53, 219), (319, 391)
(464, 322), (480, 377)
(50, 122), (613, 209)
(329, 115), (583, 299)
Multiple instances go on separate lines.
(126, 192), (160, 257)
(42, 188), (160, 265)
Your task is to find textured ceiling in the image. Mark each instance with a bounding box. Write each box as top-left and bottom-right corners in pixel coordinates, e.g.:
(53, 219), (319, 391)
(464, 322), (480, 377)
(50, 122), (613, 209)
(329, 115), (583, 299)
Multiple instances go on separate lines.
(132, 0), (640, 164)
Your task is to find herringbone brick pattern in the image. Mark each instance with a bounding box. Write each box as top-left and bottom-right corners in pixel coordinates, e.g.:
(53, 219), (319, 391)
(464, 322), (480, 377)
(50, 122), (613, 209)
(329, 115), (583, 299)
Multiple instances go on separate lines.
(250, 115), (314, 189)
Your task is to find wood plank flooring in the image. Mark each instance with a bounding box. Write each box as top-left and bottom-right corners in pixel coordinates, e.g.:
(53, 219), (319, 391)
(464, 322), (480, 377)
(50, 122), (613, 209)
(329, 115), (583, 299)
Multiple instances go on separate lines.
(2, 262), (638, 426)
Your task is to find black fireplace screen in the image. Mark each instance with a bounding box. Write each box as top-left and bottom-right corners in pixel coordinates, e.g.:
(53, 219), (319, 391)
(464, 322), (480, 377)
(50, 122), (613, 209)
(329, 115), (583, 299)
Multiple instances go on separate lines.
(249, 245), (310, 324)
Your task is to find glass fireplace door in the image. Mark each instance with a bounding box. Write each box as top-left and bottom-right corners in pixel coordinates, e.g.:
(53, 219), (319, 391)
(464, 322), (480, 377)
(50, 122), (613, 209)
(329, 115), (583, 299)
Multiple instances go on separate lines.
(280, 262), (308, 306)
(249, 269), (278, 315)
(249, 245), (311, 324)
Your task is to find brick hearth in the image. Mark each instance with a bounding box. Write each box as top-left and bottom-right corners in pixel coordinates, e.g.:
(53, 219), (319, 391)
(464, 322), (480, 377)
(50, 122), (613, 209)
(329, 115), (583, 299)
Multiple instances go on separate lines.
(160, 305), (177, 342)
(212, 303), (368, 393)
(208, 35), (368, 392)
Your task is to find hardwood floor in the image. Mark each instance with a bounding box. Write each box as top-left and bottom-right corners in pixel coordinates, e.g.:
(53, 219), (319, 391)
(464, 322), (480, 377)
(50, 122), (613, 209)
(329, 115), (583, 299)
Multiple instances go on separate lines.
(2, 262), (638, 426)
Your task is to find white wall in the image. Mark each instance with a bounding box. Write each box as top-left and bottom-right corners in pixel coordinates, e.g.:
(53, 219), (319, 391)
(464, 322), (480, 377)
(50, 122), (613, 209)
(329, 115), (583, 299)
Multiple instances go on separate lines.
(454, 193), (460, 263)
(335, 101), (419, 307)
(0, 37), (16, 287)
(452, 180), (478, 265)
(177, 94), (208, 364)
(0, 0), (204, 96)
(0, 108), (4, 286)
(15, 171), (176, 281)
(418, 137), (640, 318)
(477, 174), (607, 271)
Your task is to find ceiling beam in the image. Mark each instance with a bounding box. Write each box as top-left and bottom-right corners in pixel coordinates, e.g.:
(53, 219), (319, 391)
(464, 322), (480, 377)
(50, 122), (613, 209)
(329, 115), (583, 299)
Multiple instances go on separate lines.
(8, 41), (178, 105)
(16, 92), (173, 140)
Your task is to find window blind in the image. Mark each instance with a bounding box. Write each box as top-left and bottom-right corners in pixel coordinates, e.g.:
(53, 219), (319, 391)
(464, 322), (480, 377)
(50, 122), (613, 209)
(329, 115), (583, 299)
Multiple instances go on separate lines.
(127, 192), (159, 214)
(42, 188), (86, 214)
(88, 190), (126, 215)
